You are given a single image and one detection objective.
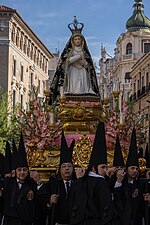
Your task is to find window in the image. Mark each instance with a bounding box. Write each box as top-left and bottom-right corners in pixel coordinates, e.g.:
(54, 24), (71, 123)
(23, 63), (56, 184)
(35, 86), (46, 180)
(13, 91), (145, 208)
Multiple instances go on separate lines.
(142, 76), (144, 87)
(146, 72), (149, 87)
(16, 30), (19, 47)
(38, 79), (41, 94)
(13, 59), (16, 76)
(137, 80), (140, 90)
(24, 38), (27, 53)
(13, 90), (16, 109)
(21, 94), (23, 110)
(126, 43), (132, 54)
(144, 43), (150, 53)
(124, 72), (131, 83)
(30, 73), (34, 88)
(21, 65), (24, 82)
(20, 34), (23, 50)
(134, 83), (136, 93)
(11, 27), (15, 42)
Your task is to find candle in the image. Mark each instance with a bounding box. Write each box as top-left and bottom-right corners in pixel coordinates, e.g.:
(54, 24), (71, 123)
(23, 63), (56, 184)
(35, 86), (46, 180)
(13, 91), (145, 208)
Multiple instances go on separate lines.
(49, 112), (54, 124)
(60, 86), (64, 98)
(120, 112), (123, 124)
(116, 80), (120, 92)
(104, 83), (108, 99)
(119, 92), (122, 112)
(124, 91), (128, 102)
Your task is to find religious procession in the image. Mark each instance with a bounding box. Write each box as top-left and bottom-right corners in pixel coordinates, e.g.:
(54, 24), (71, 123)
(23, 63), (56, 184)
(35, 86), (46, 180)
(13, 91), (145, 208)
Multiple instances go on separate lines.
(0, 1), (150, 225)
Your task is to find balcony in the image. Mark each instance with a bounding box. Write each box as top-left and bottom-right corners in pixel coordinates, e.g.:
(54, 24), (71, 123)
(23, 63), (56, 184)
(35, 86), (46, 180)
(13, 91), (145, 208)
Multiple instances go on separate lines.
(122, 54), (134, 61)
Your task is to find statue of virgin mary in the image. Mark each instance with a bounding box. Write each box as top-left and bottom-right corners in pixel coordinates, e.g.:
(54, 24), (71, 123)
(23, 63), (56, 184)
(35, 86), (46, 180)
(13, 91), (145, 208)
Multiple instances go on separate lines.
(50, 17), (100, 102)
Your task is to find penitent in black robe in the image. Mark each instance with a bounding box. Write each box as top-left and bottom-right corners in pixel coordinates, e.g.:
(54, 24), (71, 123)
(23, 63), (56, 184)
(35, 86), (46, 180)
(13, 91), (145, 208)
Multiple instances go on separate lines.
(70, 176), (113, 225)
(45, 177), (76, 225)
(2, 177), (37, 225)
(112, 177), (144, 225)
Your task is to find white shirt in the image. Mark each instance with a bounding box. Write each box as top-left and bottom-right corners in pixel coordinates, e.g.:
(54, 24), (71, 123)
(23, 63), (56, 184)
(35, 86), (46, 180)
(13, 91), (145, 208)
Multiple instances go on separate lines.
(63, 180), (71, 192)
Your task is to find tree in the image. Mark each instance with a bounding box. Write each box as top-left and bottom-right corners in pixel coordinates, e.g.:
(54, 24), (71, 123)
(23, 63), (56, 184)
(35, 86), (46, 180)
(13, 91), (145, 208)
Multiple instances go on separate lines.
(0, 87), (20, 153)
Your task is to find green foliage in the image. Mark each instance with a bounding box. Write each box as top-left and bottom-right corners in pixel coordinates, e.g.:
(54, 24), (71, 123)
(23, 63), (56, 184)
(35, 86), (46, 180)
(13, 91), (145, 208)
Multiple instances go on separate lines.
(0, 87), (20, 153)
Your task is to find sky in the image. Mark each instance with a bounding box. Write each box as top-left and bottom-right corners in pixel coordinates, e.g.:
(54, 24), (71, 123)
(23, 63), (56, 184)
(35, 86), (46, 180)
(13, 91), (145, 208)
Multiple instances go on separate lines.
(1, 0), (150, 66)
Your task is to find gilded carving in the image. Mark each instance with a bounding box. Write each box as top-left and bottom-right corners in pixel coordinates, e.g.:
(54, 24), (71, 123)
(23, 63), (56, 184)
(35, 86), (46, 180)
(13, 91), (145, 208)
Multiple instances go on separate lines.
(72, 135), (93, 169)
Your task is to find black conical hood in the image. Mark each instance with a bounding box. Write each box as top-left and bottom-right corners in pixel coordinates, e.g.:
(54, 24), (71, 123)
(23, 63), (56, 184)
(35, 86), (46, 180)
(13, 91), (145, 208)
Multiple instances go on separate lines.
(69, 139), (75, 157)
(87, 122), (107, 172)
(14, 132), (28, 169)
(12, 138), (18, 170)
(126, 128), (139, 168)
(137, 147), (143, 158)
(0, 153), (4, 177)
(4, 141), (12, 174)
(145, 144), (150, 168)
(113, 134), (125, 167)
(60, 130), (72, 165)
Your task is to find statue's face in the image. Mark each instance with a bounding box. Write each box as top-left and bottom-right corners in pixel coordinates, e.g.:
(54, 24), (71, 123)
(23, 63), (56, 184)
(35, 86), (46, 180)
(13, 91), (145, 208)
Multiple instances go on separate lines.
(73, 35), (82, 47)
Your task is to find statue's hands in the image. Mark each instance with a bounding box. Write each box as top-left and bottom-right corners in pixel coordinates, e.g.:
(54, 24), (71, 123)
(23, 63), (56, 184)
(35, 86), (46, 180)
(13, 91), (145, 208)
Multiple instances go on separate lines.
(78, 58), (88, 67)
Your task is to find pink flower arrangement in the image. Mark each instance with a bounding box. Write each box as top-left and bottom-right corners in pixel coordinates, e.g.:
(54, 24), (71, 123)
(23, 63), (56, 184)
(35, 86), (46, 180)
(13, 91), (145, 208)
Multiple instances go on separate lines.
(18, 88), (60, 151)
(105, 100), (147, 151)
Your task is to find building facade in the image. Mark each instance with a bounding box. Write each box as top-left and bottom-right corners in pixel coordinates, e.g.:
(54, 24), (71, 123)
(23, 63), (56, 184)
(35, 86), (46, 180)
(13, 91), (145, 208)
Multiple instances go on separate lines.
(0, 5), (53, 110)
(99, 0), (150, 104)
(130, 52), (150, 148)
(99, 0), (150, 149)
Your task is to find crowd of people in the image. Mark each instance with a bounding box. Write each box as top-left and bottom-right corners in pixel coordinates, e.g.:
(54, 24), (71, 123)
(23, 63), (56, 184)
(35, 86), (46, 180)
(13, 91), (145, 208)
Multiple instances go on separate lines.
(0, 122), (150, 225)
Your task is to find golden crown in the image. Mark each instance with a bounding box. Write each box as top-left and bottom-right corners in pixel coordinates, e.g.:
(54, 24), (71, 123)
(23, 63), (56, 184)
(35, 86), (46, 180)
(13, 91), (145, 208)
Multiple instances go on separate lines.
(68, 16), (84, 35)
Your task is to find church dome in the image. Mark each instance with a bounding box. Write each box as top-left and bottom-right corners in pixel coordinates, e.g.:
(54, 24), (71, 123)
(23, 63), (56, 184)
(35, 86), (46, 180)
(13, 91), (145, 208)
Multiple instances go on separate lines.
(126, 0), (150, 31)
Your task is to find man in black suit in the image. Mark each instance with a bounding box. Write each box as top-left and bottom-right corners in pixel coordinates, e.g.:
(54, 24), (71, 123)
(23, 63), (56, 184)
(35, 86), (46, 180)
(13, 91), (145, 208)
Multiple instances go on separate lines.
(113, 128), (148, 225)
(1, 134), (37, 225)
(69, 122), (113, 225)
(45, 131), (76, 225)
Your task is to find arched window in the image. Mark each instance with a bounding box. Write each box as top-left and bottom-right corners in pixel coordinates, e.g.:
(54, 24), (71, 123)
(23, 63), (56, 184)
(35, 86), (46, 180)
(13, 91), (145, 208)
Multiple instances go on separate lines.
(126, 43), (132, 54)
(16, 28), (20, 47)
(11, 27), (15, 42)
(23, 37), (27, 54)
(20, 33), (23, 50)
(27, 40), (31, 57)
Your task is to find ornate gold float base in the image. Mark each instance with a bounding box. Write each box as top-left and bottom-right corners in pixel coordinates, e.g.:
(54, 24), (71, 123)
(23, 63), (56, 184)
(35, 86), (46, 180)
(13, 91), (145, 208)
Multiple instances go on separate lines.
(28, 95), (146, 181)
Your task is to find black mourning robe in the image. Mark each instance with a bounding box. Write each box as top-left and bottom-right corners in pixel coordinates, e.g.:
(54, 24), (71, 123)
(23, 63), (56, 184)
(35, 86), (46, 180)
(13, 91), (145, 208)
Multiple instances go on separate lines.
(2, 177), (37, 225)
(70, 176), (113, 225)
(113, 176), (144, 225)
(45, 177), (75, 225)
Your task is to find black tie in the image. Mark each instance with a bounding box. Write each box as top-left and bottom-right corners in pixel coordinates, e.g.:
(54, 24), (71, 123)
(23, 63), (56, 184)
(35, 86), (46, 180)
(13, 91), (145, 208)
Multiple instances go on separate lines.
(66, 181), (70, 193)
